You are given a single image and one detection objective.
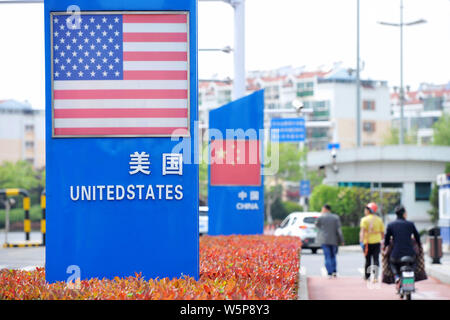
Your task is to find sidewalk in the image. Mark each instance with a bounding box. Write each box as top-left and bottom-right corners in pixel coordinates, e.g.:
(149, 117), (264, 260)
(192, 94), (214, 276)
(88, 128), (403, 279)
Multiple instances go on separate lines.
(308, 276), (450, 300)
(305, 246), (450, 300)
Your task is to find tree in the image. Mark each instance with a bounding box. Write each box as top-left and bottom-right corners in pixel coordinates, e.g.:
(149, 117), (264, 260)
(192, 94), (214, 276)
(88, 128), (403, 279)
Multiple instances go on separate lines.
(432, 114), (450, 146)
(0, 161), (40, 190)
(199, 157), (208, 202)
(428, 184), (439, 224)
(382, 127), (417, 145)
(264, 142), (306, 223)
(309, 185), (401, 226)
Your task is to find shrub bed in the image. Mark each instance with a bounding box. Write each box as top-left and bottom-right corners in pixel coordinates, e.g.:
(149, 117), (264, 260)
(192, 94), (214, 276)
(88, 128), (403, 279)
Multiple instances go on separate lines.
(341, 226), (360, 245)
(0, 235), (301, 300)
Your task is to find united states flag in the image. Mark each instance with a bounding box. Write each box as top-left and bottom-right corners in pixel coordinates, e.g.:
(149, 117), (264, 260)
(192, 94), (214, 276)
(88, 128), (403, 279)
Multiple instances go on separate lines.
(51, 13), (189, 137)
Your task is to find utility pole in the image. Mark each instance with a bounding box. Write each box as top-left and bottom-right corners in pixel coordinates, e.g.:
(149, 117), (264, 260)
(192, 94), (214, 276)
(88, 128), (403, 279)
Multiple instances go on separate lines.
(378, 0), (426, 145)
(199, 0), (246, 100)
(356, 0), (361, 147)
(231, 0), (245, 100)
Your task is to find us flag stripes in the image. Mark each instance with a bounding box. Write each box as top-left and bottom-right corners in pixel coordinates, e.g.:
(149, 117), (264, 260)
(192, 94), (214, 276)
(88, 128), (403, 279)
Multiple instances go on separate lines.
(51, 12), (190, 137)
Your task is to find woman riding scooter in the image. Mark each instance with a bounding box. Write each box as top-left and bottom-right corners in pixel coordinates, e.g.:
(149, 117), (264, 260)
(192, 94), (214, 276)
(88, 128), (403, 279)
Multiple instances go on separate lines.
(383, 205), (422, 288)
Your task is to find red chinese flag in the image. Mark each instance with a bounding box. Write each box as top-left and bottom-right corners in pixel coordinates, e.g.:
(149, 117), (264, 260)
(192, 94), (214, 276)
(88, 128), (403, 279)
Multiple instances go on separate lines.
(210, 139), (261, 186)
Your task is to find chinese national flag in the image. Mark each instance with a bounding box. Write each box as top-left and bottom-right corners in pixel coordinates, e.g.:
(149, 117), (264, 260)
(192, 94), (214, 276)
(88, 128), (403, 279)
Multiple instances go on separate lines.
(210, 139), (261, 186)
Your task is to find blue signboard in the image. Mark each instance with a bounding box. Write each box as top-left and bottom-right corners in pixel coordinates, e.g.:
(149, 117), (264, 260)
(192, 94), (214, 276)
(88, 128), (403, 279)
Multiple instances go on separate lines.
(208, 91), (264, 235)
(44, 0), (198, 282)
(327, 143), (340, 150)
(300, 180), (311, 197)
(270, 117), (305, 142)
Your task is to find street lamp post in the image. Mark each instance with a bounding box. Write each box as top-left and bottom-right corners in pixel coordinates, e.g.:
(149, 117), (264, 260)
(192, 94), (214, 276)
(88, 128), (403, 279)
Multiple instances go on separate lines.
(199, 46), (233, 54)
(377, 0), (426, 145)
(356, 0), (361, 147)
(199, 0), (246, 100)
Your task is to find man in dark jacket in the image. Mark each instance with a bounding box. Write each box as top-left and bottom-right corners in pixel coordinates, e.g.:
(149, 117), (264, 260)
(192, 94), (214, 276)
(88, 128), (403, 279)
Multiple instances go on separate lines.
(384, 205), (422, 283)
(315, 204), (344, 278)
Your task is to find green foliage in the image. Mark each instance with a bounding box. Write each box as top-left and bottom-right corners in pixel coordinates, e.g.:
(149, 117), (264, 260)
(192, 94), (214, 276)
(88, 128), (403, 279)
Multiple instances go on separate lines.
(309, 185), (400, 226)
(283, 201), (303, 214)
(199, 157), (208, 201)
(428, 184), (439, 224)
(267, 142), (305, 182)
(432, 113), (450, 146)
(309, 185), (339, 212)
(0, 205), (42, 230)
(341, 226), (361, 245)
(270, 197), (288, 221)
(445, 163), (450, 174)
(0, 161), (40, 190)
(382, 127), (417, 145)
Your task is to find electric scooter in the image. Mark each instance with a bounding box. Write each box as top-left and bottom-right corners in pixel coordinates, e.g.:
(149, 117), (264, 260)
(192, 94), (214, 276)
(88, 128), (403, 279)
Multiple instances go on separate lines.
(396, 256), (415, 300)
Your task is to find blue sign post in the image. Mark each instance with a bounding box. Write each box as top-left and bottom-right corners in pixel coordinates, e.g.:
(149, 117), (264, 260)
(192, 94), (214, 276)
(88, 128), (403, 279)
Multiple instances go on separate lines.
(300, 180), (311, 197)
(208, 91), (264, 235)
(270, 118), (305, 142)
(44, 0), (198, 282)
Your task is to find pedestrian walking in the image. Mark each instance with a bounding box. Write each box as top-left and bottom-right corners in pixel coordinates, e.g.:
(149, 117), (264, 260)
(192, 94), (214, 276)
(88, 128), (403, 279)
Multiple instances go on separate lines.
(359, 202), (384, 282)
(315, 204), (344, 278)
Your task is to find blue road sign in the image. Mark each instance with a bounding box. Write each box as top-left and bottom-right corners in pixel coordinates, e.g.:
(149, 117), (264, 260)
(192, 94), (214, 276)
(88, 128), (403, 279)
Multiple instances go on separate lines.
(300, 180), (311, 197)
(270, 118), (305, 142)
(208, 91), (265, 235)
(327, 143), (340, 150)
(44, 0), (198, 282)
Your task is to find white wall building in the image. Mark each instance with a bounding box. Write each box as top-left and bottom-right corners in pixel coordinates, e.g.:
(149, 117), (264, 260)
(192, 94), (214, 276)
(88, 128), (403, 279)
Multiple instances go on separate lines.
(0, 100), (45, 168)
(390, 82), (450, 145)
(307, 145), (450, 231)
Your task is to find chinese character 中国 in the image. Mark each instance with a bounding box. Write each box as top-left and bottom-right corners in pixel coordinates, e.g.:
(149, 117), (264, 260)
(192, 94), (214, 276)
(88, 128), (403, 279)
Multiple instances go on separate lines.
(129, 151), (150, 175)
(162, 153), (183, 176)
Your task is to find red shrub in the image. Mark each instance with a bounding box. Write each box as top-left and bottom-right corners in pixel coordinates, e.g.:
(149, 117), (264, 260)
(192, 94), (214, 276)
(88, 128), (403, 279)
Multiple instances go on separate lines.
(0, 235), (301, 300)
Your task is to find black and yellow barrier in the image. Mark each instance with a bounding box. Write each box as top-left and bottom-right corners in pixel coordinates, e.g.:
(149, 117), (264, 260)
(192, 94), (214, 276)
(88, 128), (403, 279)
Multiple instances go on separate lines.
(41, 190), (46, 246)
(0, 188), (44, 248)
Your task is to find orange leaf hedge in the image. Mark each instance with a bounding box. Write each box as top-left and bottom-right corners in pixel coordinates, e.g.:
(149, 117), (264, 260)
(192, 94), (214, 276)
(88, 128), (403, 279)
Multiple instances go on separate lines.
(0, 235), (301, 300)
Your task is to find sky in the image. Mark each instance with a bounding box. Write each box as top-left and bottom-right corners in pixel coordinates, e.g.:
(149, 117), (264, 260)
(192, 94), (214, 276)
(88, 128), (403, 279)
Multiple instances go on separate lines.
(0, 0), (449, 110)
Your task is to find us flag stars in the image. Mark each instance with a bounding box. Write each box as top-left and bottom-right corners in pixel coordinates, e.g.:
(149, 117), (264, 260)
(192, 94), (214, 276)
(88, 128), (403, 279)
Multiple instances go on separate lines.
(52, 14), (123, 80)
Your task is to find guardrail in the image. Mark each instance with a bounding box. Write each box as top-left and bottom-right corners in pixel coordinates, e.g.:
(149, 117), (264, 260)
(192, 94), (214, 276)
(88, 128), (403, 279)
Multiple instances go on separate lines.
(0, 188), (44, 248)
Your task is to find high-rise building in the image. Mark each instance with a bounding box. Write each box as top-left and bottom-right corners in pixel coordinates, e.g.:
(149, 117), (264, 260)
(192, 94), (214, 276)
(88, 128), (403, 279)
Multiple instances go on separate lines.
(0, 100), (45, 168)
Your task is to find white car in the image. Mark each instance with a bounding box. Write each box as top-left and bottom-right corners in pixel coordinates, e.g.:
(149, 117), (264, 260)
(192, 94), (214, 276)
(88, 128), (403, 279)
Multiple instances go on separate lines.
(274, 212), (321, 254)
(199, 206), (208, 235)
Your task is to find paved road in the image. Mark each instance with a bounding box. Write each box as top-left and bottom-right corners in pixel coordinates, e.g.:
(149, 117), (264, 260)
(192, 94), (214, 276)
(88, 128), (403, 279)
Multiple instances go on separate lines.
(0, 231), (43, 246)
(301, 247), (450, 300)
(0, 231), (45, 270)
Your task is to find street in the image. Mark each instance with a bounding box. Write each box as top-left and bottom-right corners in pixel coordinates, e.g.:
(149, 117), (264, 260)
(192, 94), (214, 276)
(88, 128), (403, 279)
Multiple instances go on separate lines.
(301, 246), (450, 300)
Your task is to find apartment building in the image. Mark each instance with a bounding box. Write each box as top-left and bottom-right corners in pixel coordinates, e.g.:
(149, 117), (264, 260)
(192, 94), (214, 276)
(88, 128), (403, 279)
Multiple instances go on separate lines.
(199, 66), (391, 150)
(0, 100), (45, 168)
(390, 83), (450, 145)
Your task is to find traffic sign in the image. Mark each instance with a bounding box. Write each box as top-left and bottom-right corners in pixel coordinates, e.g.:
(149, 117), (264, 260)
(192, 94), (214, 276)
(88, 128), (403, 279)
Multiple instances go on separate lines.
(270, 118), (305, 142)
(300, 180), (311, 197)
(327, 143), (340, 150)
(44, 0), (198, 282)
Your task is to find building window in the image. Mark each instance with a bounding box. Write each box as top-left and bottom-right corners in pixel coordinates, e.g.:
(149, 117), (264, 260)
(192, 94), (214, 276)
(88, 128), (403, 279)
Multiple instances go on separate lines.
(415, 182), (431, 201)
(25, 124), (34, 132)
(25, 141), (34, 149)
(363, 121), (376, 133)
(363, 100), (376, 111)
(296, 81), (314, 97)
